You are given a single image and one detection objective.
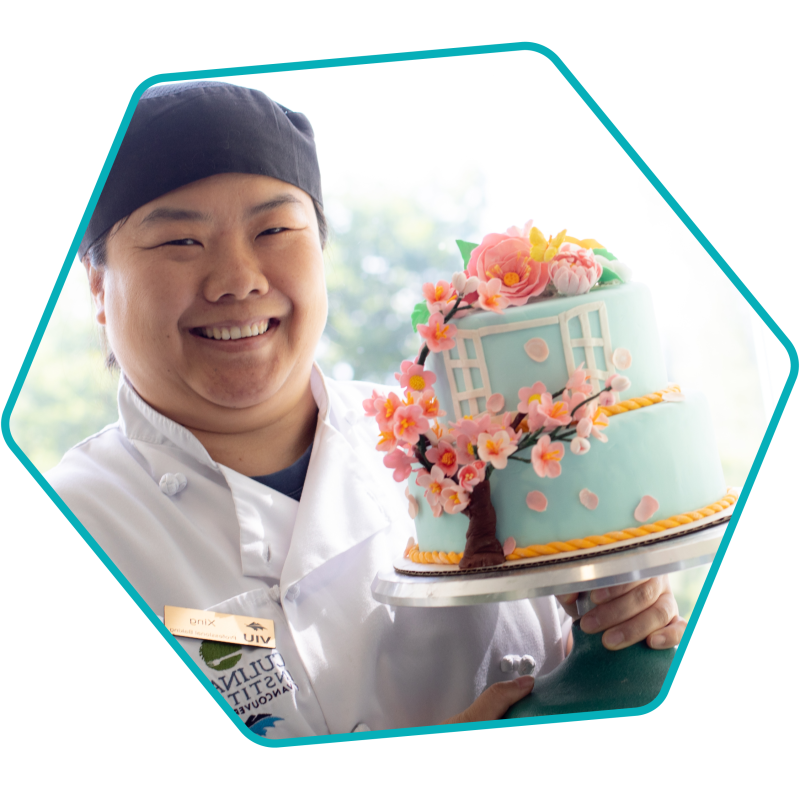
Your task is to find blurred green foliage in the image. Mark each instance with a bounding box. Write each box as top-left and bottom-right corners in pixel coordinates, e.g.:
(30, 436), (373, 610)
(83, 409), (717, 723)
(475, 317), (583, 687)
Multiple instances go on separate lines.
(315, 181), (485, 384)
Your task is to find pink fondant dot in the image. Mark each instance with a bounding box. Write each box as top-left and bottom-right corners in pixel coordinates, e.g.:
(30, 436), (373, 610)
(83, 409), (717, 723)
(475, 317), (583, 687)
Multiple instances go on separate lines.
(524, 338), (549, 363)
(408, 496), (419, 520)
(612, 347), (632, 370)
(579, 488), (599, 510)
(526, 490), (547, 512)
(487, 393), (506, 414)
(503, 537), (517, 556)
(634, 495), (660, 523)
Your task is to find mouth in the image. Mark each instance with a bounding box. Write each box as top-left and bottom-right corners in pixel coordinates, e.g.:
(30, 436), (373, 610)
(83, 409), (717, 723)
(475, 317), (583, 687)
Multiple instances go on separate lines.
(192, 318), (280, 341)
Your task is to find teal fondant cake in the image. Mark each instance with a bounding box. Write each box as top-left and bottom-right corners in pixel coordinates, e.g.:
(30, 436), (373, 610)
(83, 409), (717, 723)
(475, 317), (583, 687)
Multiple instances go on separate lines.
(365, 224), (734, 570)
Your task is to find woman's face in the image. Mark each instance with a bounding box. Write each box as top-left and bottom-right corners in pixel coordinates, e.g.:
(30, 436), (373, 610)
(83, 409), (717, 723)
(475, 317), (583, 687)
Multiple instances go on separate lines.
(89, 173), (327, 432)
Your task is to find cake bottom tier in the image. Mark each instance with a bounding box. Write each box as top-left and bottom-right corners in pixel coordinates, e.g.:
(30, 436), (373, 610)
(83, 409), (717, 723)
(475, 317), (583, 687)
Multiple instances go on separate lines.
(409, 391), (727, 555)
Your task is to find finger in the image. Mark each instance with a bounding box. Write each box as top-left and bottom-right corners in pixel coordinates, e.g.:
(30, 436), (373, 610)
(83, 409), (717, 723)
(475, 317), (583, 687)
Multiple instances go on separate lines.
(556, 592), (579, 618)
(440, 676), (534, 725)
(647, 616), (687, 650)
(600, 592), (679, 650)
(581, 577), (668, 634)
(589, 579), (650, 605)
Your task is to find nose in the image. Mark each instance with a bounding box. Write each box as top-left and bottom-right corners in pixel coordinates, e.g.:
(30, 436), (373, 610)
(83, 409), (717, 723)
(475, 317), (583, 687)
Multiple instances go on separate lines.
(202, 235), (269, 302)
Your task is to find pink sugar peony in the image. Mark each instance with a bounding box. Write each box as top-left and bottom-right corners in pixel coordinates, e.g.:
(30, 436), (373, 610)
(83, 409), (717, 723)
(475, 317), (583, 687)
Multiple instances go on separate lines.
(464, 229), (551, 306)
(549, 243), (602, 296)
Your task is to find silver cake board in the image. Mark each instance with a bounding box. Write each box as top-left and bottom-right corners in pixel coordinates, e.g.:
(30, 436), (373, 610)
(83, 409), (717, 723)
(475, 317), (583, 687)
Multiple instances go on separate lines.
(371, 517), (728, 608)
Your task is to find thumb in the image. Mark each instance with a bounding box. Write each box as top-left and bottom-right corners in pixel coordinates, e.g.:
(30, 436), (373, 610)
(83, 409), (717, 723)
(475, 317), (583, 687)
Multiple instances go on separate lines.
(441, 676), (534, 725)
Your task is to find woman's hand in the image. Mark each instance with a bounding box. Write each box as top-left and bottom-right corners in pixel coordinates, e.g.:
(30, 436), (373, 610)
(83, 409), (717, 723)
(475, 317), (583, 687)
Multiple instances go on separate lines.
(557, 576), (685, 651)
(440, 676), (534, 725)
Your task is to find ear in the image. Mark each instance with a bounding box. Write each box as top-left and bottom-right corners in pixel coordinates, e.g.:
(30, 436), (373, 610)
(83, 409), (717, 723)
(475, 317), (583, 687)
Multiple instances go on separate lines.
(83, 258), (106, 326)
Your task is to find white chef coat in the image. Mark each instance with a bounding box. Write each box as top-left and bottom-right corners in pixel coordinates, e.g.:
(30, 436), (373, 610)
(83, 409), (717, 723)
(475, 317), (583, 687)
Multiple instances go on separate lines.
(48, 366), (571, 739)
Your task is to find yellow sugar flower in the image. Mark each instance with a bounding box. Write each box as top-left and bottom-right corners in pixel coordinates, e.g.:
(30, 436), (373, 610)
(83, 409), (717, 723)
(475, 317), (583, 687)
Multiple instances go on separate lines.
(565, 235), (604, 250)
(529, 227), (568, 262)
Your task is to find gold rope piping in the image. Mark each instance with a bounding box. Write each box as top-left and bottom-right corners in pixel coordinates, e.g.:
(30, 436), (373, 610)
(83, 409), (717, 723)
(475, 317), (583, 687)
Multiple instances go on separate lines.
(599, 385), (681, 417)
(406, 491), (738, 565)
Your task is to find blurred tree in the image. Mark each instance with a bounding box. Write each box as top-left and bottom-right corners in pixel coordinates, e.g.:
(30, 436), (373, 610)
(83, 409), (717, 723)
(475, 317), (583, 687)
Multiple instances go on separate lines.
(316, 176), (486, 384)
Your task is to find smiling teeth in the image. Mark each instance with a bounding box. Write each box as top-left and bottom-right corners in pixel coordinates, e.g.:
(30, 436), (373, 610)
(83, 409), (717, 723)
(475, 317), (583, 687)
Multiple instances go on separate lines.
(202, 321), (270, 340)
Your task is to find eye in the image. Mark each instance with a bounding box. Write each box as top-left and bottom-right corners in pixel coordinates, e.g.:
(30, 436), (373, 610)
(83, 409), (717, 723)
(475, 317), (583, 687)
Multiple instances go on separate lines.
(258, 227), (287, 237)
(163, 238), (201, 246)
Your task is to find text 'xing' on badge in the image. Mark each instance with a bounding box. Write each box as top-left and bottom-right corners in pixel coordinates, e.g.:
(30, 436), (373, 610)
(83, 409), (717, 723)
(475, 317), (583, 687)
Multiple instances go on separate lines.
(164, 606), (276, 648)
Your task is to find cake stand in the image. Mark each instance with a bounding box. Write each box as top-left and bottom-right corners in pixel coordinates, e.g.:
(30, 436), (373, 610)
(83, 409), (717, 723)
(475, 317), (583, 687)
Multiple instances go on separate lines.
(371, 519), (727, 718)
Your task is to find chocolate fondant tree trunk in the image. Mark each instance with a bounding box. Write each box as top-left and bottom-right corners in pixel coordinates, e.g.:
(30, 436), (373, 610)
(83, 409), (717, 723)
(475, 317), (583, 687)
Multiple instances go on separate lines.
(459, 479), (505, 569)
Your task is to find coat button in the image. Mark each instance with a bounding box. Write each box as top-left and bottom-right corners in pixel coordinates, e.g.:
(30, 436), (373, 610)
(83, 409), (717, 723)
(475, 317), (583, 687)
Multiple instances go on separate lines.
(159, 473), (187, 496)
(500, 654), (536, 675)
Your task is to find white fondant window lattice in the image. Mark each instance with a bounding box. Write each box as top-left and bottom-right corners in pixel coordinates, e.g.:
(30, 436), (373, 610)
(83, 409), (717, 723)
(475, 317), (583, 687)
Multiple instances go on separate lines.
(443, 300), (613, 416)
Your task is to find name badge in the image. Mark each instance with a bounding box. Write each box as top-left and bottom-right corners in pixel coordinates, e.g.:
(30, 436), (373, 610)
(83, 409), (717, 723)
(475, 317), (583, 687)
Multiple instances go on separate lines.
(164, 606), (276, 649)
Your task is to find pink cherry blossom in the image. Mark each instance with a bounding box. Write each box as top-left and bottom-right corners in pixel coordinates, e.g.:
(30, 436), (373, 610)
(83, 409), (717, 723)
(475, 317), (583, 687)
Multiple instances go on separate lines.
(393, 403), (430, 445)
(597, 390), (618, 407)
(549, 243), (602, 296)
(426, 440), (459, 477)
(383, 447), (417, 482)
(570, 437), (591, 455)
(458, 460), (487, 491)
(422, 280), (458, 314)
(375, 391), (403, 431)
(607, 374), (631, 392)
(528, 393), (572, 430)
(362, 388), (386, 417)
(454, 434), (479, 465)
(395, 360), (437, 393)
(531, 435), (565, 478)
(415, 388), (445, 419)
(477, 430), (517, 469)
(517, 382), (548, 414)
(452, 271), (467, 294)
(376, 428), (400, 452)
(442, 485), (471, 514)
(416, 466), (457, 513)
(587, 407), (610, 442)
(464, 229), (550, 306)
(476, 278), (510, 314)
(416, 312), (457, 353)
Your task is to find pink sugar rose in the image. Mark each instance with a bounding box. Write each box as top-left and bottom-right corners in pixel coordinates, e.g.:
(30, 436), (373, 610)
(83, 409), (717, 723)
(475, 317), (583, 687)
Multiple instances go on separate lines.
(531, 435), (565, 478)
(465, 229), (550, 306)
(549, 243), (602, 296)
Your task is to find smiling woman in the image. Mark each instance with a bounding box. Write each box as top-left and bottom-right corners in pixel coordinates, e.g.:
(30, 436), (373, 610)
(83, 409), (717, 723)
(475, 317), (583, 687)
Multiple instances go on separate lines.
(46, 80), (686, 741)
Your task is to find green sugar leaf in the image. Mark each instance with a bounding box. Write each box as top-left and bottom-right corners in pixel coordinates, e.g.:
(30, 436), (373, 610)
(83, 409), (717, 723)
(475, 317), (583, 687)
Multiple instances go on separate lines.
(410, 302), (431, 333)
(456, 239), (479, 269)
(599, 265), (622, 284)
(592, 247), (617, 261)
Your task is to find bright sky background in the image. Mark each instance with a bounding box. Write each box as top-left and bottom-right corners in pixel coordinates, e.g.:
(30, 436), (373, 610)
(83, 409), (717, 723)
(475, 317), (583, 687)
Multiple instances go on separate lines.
(56, 50), (787, 481)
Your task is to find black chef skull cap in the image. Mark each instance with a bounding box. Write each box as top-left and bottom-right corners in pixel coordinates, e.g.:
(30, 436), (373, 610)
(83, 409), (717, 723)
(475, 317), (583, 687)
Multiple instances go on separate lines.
(78, 80), (322, 261)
